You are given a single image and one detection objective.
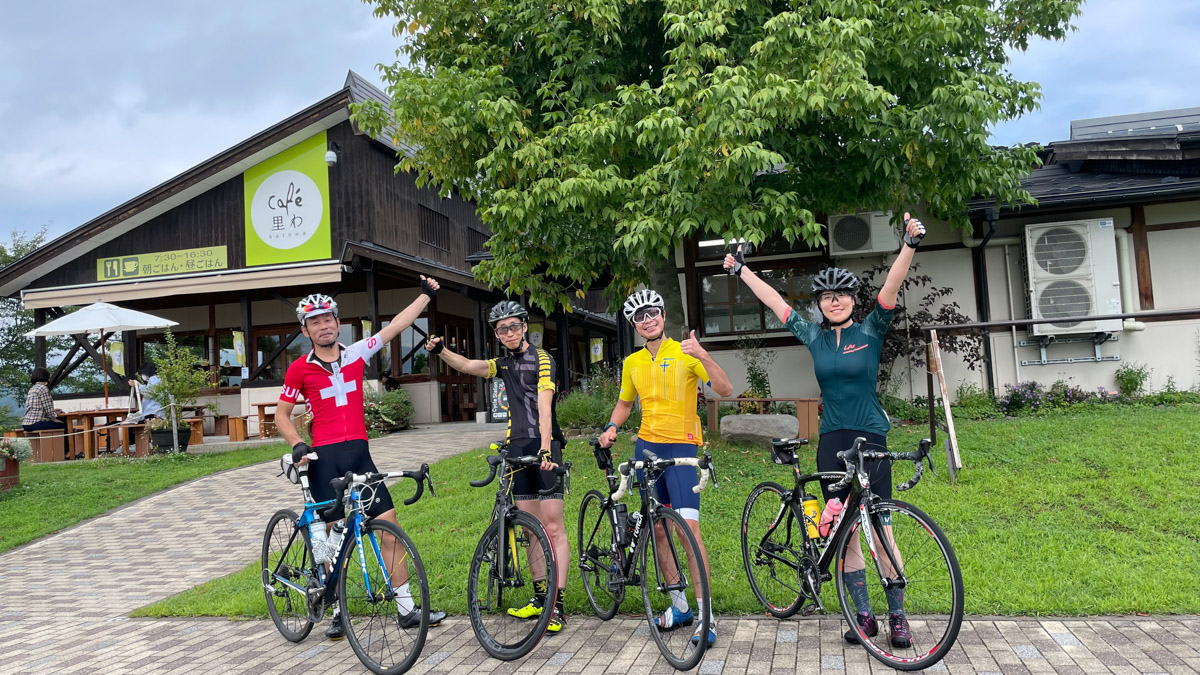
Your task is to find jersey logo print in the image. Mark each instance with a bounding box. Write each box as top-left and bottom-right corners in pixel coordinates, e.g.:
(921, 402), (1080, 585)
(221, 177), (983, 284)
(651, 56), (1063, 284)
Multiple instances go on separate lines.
(281, 385), (300, 400)
(842, 344), (868, 355)
(319, 368), (358, 406)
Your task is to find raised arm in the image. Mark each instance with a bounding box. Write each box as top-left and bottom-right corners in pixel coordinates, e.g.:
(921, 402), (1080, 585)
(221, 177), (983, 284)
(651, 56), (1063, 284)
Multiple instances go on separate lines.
(724, 246), (792, 324)
(425, 337), (491, 377)
(878, 213), (925, 308)
(376, 276), (440, 345)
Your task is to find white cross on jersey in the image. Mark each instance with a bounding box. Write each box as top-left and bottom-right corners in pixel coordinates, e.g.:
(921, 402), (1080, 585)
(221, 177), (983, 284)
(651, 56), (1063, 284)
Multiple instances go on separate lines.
(319, 366), (358, 406)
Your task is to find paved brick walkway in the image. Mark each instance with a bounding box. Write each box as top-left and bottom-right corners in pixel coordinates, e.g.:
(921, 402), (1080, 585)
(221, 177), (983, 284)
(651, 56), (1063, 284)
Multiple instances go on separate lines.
(3, 423), (1198, 674)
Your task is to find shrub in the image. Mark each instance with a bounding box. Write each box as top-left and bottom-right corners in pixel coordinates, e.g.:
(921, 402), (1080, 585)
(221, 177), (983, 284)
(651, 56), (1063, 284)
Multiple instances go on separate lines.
(998, 381), (1045, 415)
(558, 363), (639, 430)
(0, 437), (32, 463)
(880, 394), (923, 423)
(364, 388), (415, 431)
(1114, 362), (1151, 398)
(951, 381), (1002, 420)
(1045, 379), (1095, 409)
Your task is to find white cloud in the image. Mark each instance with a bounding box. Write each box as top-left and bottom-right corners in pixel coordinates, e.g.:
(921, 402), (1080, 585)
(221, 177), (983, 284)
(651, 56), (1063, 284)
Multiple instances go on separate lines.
(992, 0), (1200, 145)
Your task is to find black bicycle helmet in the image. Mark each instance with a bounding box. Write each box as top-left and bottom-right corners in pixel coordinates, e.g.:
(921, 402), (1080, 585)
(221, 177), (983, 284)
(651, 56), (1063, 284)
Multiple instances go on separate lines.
(811, 267), (859, 294)
(488, 300), (529, 326)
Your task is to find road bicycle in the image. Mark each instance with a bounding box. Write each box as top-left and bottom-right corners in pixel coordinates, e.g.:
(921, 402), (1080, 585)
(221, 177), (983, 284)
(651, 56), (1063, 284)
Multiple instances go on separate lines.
(576, 438), (716, 671)
(740, 436), (963, 671)
(466, 441), (570, 661)
(262, 451), (435, 675)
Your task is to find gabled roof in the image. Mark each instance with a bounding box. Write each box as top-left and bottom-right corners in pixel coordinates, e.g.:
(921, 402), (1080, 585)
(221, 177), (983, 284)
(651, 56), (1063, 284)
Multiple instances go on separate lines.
(0, 71), (395, 299)
(971, 130), (1200, 215)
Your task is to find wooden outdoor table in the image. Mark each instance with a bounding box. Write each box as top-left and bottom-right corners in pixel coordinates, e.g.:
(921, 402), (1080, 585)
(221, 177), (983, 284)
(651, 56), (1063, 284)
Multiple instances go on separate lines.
(62, 408), (131, 459)
(252, 400), (305, 438)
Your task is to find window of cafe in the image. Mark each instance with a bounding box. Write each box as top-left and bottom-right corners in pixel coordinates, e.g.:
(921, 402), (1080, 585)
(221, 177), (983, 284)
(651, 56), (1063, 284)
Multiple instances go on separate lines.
(700, 264), (823, 336)
(381, 317), (430, 380)
(254, 322), (356, 381)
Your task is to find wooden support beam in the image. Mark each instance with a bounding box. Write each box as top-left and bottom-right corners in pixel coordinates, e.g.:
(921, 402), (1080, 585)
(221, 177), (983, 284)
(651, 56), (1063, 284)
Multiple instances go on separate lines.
(1131, 205), (1154, 310)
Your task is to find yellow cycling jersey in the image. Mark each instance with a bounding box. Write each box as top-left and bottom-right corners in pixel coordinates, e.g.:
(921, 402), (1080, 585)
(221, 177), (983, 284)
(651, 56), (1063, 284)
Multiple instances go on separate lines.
(619, 338), (711, 445)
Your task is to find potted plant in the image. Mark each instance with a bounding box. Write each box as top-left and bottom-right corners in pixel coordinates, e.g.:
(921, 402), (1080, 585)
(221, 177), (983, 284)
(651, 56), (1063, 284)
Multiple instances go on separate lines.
(0, 437), (32, 491)
(144, 329), (209, 453)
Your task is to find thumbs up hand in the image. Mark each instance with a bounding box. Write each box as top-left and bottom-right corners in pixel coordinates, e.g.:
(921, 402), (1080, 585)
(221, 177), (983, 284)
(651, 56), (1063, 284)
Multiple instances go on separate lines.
(680, 329), (706, 358)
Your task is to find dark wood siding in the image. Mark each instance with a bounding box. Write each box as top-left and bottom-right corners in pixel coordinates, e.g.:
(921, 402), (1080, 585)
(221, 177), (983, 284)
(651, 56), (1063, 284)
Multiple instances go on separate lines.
(30, 177), (246, 289)
(328, 122), (488, 275)
(31, 119), (490, 291)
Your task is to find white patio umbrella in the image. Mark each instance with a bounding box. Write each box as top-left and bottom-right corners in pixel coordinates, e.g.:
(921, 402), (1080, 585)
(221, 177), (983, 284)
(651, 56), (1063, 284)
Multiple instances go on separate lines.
(26, 301), (178, 406)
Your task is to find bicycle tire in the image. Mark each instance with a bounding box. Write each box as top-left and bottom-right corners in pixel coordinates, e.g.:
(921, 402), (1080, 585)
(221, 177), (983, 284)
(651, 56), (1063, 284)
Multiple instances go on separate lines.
(338, 518), (430, 675)
(740, 481), (806, 618)
(641, 506), (710, 671)
(577, 489), (625, 620)
(261, 509), (315, 642)
(467, 510), (557, 661)
(834, 499), (964, 671)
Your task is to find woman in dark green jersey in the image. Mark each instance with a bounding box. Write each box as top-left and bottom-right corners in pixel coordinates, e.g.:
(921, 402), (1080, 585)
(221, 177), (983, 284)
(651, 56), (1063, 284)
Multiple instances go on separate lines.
(725, 212), (926, 647)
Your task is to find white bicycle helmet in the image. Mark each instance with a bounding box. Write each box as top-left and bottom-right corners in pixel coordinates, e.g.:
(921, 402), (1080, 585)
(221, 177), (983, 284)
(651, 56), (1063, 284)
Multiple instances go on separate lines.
(296, 293), (338, 324)
(623, 289), (665, 323)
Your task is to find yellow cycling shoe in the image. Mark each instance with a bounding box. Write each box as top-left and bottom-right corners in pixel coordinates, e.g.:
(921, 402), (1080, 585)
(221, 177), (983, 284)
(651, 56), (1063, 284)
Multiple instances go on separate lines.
(506, 599), (543, 620)
(545, 609), (565, 634)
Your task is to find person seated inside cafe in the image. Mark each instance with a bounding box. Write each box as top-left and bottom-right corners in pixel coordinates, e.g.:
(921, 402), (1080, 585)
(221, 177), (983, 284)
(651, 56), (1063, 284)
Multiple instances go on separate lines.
(22, 367), (66, 432)
(128, 361), (163, 421)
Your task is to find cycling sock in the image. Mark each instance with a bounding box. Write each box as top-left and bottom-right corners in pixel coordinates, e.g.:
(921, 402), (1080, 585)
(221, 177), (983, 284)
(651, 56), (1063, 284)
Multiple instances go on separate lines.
(394, 582), (415, 614)
(843, 569), (872, 615)
(532, 579), (548, 606)
(670, 589), (690, 613)
(332, 604), (341, 619)
(555, 588), (565, 615)
(696, 598), (713, 624)
(884, 582), (904, 615)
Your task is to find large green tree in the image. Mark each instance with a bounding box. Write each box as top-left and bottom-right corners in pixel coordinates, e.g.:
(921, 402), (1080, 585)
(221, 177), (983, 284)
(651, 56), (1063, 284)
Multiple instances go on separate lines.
(356, 0), (1081, 311)
(1, 227), (102, 402)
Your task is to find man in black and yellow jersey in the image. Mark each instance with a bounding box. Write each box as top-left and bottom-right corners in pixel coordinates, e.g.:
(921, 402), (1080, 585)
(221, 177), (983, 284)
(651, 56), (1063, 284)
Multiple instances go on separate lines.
(425, 300), (569, 634)
(598, 289), (733, 647)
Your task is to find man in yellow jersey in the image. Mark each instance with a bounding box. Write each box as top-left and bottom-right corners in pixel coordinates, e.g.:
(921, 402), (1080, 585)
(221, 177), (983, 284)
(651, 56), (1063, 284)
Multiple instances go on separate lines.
(598, 289), (733, 646)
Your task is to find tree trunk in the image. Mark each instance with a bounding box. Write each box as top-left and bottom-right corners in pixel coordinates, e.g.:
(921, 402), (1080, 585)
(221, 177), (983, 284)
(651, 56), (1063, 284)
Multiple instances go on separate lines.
(646, 254), (689, 341)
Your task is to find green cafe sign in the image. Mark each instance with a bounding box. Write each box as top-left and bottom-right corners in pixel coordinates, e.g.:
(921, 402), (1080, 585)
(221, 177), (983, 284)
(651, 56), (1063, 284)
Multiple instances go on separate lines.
(243, 131), (332, 266)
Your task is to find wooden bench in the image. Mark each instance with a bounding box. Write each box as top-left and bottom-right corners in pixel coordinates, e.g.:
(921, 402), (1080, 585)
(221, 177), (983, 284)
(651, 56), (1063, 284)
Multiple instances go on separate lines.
(229, 416), (250, 442)
(116, 424), (152, 457)
(185, 417), (204, 445)
(29, 429), (68, 463)
(705, 397), (821, 439)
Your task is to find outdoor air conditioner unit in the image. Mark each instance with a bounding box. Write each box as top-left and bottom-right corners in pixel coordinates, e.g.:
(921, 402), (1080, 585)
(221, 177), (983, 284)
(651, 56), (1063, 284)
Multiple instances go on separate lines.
(1023, 218), (1123, 337)
(828, 211), (900, 257)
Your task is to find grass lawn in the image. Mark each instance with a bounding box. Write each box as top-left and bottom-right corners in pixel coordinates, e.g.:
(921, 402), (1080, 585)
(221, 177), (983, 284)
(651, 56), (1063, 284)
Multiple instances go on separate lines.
(0, 444), (289, 553)
(134, 405), (1200, 619)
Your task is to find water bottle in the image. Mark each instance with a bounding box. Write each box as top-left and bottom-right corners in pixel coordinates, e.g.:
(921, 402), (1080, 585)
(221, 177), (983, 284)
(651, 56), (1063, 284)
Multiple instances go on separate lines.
(613, 503), (630, 546)
(818, 498), (843, 539)
(801, 493), (821, 540)
(326, 522), (346, 559)
(628, 512), (643, 543)
(309, 521), (330, 563)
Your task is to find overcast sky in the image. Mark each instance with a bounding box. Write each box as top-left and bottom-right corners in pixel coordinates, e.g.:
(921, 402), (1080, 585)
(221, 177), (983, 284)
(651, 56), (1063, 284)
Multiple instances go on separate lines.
(3, 0), (1199, 242)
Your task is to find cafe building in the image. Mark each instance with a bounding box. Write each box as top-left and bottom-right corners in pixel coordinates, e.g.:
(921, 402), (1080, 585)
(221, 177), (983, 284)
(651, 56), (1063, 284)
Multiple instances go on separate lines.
(0, 71), (620, 433)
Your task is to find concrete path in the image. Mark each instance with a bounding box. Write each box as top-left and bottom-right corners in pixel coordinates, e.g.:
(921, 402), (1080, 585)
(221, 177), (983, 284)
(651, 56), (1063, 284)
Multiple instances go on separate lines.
(2, 422), (1197, 674)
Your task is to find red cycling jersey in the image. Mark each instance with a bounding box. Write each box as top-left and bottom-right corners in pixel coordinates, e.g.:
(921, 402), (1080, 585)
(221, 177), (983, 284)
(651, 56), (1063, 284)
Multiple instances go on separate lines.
(279, 336), (386, 447)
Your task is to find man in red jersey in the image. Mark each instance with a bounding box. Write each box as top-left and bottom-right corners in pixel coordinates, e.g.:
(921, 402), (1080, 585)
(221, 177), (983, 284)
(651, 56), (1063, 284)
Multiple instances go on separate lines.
(275, 276), (445, 640)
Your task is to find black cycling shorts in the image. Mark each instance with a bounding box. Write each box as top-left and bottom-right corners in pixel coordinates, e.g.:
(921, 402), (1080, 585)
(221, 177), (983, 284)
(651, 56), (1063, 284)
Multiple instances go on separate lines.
(308, 439), (395, 522)
(816, 429), (892, 504)
(507, 438), (564, 502)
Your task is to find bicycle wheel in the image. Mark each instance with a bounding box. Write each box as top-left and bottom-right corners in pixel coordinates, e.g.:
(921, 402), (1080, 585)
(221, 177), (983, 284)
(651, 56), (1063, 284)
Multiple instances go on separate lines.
(641, 506), (710, 671)
(740, 481), (806, 618)
(834, 499), (964, 671)
(577, 489), (625, 620)
(338, 518), (430, 675)
(467, 510), (556, 661)
(261, 509), (315, 642)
